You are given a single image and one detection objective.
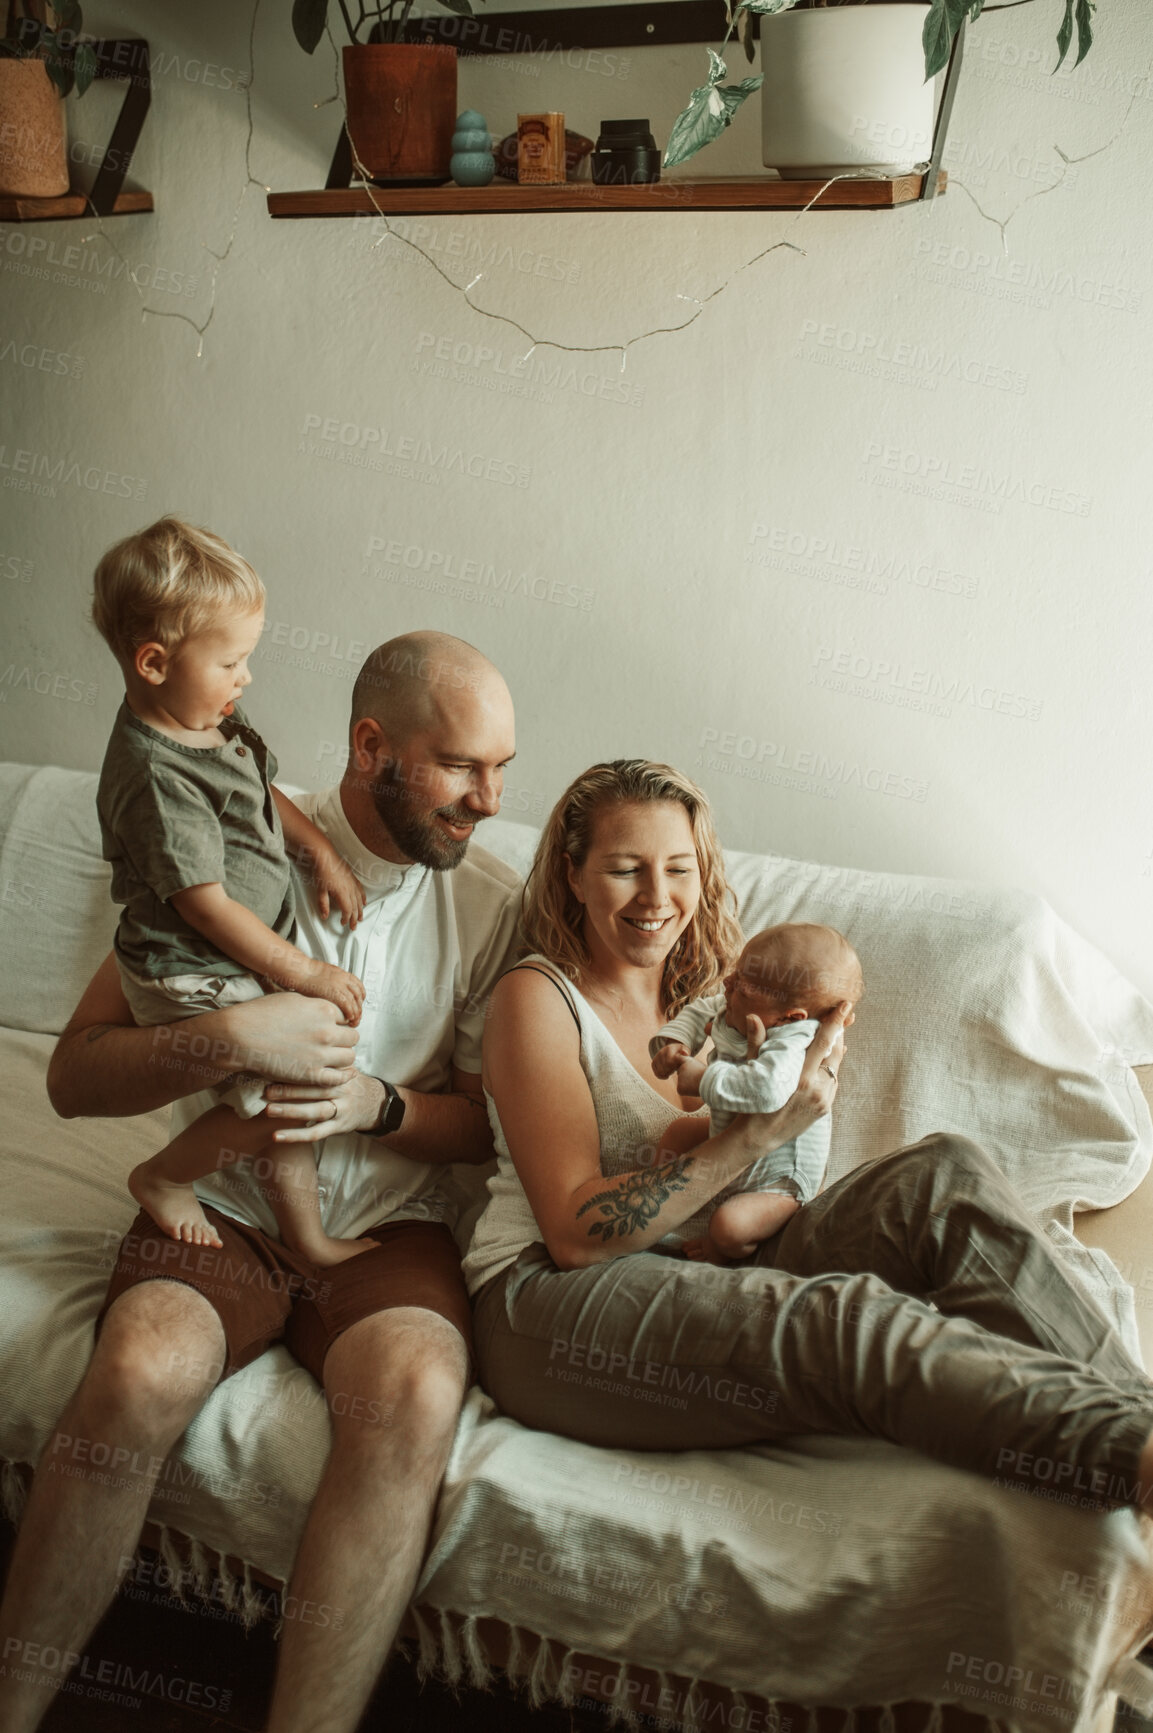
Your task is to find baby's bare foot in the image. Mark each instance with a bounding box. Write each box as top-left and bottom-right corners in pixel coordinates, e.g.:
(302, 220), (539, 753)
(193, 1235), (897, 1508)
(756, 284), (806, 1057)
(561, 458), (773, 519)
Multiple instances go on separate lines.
(684, 1236), (729, 1266)
(128, 1165), (224, 1248)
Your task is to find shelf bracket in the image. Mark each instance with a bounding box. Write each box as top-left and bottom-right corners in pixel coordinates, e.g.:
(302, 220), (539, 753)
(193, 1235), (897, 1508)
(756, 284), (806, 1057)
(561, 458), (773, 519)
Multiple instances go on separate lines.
(81, 38), (152, 217)
(920, 16), (965, 202)
(326, 125), (353, 190)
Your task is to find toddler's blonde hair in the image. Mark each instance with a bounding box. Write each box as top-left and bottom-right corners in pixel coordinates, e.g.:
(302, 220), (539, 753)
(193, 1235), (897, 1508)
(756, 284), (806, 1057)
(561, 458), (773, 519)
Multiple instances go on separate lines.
(92, 516), (264, 666)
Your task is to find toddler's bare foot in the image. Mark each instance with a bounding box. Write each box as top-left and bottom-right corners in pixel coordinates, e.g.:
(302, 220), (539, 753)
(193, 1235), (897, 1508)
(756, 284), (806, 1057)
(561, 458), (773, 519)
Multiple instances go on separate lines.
(128, 1165), (224, 1248)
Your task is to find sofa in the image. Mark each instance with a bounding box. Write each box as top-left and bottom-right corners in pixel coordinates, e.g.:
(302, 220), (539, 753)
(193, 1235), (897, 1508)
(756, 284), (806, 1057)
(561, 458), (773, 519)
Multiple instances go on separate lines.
(3, 758), (1153, 1733)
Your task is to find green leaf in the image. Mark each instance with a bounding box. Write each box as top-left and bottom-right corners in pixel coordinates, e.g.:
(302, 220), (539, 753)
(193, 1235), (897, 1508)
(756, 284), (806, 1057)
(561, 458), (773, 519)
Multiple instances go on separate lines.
(732, 0), (799, 63)
(44, 56), (73, 95)
(737, 4), (756, 64)
(922, 2), (952, 78)
(292, 0), (329, 54)
(1055, 0), (1074, 67)
(1074, 0), (1094, 66)
(922, 0), (970, 78)
(72, 39), (97, 96)
(663, 49), (762, 169)
(437, 0), (475, 15)
(53, 0), (82, 29)
(41, 32), (74, 95)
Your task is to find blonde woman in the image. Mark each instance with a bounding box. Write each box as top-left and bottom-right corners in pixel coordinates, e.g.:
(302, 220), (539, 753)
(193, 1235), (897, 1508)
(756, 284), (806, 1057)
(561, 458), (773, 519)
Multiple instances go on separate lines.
(464, 761), (1153, 1498)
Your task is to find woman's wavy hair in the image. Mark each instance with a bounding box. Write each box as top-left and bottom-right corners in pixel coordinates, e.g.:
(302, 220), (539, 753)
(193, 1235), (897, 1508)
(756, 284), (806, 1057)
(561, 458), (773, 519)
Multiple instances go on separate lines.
(522, 760), (743, 1019)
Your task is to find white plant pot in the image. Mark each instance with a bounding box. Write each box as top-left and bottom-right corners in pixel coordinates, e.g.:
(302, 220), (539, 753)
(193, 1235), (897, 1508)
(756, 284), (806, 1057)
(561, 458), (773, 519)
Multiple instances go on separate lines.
(761, 3), (935, 179)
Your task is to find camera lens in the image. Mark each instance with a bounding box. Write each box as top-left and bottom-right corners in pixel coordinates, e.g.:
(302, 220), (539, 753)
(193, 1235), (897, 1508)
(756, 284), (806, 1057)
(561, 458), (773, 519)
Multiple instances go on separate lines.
(592, 117), (661, 185)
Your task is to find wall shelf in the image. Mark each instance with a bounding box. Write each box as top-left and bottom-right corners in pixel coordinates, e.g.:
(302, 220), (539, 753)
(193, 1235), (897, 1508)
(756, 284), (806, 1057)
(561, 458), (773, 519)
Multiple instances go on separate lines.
(0, 38), (152, 223)
(267, 171), (945, 218)
(0, 189), (153, 222)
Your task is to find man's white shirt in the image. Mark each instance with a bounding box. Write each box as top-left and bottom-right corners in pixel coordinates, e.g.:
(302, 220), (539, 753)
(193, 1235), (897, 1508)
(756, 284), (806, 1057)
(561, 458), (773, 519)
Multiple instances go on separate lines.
(180, 784), (522, 1240)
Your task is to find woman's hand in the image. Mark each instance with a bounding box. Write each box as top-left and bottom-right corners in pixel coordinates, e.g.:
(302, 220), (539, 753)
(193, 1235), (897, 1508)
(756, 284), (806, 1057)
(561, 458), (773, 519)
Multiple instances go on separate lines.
(217, 992), (360, 1087)
(728, 1000), (851, 1154)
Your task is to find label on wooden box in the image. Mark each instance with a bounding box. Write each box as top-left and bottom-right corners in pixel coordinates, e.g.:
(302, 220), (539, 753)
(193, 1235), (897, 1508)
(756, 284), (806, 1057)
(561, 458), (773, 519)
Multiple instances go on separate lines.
(517, 113), (565, 184)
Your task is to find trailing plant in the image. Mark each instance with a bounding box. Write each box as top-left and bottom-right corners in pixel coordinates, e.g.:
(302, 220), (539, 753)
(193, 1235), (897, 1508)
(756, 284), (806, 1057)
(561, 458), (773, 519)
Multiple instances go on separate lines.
(292, 0), (478, 52)
(665, 0), (1097, 168)
(0, 0), (96, 96)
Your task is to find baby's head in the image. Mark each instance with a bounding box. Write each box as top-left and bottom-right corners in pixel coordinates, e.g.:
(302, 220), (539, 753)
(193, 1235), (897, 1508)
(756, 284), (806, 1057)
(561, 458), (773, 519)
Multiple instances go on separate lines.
(92, 516), (265, 724)
(723, 923), (863, 1033)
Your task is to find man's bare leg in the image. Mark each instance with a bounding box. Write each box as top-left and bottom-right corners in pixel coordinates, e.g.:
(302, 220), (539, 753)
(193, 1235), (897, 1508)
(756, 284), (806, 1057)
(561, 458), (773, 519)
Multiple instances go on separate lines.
(0, 1282), (226, 1733)
(267, 1307), (468, 1733)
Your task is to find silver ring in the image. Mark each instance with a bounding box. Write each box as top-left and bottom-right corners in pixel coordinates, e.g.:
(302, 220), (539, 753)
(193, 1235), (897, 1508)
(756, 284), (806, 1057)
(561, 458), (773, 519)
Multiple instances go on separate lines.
(821, 1063), (837, 1079)
(327, 1099), (337, 1120)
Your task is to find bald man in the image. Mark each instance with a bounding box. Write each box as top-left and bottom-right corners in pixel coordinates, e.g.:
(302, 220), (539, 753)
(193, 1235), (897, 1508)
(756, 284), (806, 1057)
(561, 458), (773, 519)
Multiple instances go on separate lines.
(0, 634), (520, 1733)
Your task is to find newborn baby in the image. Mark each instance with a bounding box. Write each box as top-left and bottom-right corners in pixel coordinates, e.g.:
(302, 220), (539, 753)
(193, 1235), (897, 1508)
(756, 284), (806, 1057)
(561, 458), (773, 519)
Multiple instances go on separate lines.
(649, 923), (863, 1263)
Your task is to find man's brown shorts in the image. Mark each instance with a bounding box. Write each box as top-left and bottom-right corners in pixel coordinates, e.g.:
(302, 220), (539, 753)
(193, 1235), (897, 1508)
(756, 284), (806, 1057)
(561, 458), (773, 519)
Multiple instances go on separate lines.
(96, 1207), (474, 1384)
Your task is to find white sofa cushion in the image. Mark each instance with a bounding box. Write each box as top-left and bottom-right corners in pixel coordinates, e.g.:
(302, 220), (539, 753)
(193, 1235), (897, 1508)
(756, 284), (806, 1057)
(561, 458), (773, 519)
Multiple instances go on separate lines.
(0, 764), (121, 1034)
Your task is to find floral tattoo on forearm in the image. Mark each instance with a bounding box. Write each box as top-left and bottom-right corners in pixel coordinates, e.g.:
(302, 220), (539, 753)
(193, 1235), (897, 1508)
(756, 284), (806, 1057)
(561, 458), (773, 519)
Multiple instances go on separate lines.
(576, 1156), (695, 1243)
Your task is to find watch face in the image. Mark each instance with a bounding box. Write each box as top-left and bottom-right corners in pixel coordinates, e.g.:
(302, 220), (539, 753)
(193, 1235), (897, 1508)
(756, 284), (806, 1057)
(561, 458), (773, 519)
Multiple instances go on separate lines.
(380, 1082), (405, 1135)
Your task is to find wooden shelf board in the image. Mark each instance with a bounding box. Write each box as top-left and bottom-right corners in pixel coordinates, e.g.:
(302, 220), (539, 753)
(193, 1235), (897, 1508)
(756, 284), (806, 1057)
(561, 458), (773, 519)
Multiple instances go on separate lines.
(0, 189), (154, 222)
(267, 172), (945, 218)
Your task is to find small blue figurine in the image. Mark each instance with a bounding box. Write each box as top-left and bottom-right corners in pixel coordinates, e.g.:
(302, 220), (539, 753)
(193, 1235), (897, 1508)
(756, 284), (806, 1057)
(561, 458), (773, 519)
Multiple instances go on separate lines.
(450, 110), (495, 187)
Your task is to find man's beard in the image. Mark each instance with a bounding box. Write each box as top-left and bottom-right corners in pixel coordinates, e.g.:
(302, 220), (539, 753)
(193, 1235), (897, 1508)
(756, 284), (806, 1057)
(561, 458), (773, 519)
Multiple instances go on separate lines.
(370, 777), (479, 871)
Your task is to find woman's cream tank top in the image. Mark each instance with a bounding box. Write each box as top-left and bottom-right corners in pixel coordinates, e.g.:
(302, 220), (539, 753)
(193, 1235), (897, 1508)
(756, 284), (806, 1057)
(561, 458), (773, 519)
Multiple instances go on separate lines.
(461, 956), (694, 1294)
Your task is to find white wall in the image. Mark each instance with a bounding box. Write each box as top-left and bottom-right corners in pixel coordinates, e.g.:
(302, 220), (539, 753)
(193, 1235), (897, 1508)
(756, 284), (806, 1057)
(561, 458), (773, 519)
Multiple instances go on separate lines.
(2, 0), (1151, 996)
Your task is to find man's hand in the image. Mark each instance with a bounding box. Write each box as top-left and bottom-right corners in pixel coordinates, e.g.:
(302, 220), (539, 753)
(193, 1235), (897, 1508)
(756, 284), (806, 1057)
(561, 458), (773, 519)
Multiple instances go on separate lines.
(652, 1040), (691, 1080)
(218, 992), (360, 1087)
(46, 953), (362, 1118)
(264, 1071), (387, 1143)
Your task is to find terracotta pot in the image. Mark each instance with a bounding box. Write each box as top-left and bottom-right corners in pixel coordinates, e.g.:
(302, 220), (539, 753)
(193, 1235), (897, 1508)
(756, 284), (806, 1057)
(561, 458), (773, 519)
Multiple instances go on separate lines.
(0, 57), (68, 198)
(342, 44), (457, 184)
(760, 3), (935, 178)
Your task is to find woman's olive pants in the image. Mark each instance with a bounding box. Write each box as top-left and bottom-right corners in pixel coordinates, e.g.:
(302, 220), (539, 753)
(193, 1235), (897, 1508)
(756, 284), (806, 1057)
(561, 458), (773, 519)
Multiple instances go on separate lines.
(472, 1135), (1152, 1502)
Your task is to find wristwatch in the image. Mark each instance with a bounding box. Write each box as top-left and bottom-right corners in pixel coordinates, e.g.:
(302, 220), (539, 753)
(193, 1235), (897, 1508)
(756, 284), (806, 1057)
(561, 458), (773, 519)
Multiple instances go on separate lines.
(367, 1078), (407, 1138)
